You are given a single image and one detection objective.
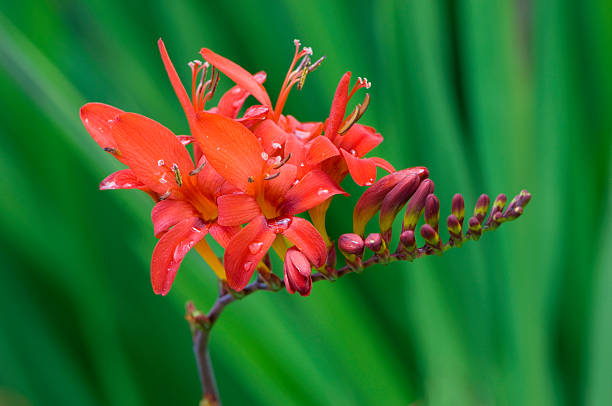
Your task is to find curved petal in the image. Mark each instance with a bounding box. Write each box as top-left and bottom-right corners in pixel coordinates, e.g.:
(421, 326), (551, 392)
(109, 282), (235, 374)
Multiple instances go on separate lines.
(99, 169), (145, 190)
(217, 71), (267, 118)
(224, 216), (276, 291)
(306, 136), (340, 166)
(236, 105), (269, 128)
(151, 217), (207, 295)
(280, 169), (346, 216)
(254, 119), (288, 155)
(208, 224), (241, 248)
(217, 193), (261, 226)
(341, 149), (377, 186)
(80, 103), (124, 158)
(158, 39), (196, 122)
(338, 124), (383, 157)
(283, 217), (326, 267)
(111, 113), (194, 196)
(192, 112), (265, 193)
(371, 157), (396, 173)
(325, 72), (351, 138)
(151, 199), (198, 238)
(195, 156), (226, 198)
(200, 48), (272, 108)
(263, 164), (297, 208)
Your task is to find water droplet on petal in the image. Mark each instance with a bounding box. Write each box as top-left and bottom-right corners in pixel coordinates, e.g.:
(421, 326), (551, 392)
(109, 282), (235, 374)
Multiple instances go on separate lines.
(243, 261), (254, 272)
(261, 152), (269, 160)
(248, 242), (263, 255)
(158, 159), (165, 166)
(317, 189), (329, 196)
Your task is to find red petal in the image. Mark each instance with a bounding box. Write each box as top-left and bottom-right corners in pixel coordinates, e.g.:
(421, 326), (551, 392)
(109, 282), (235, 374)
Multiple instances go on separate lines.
(341, 149), (377, 186)
(192, 112), (265, 193)
(337, 124), (383, 157)
(306, 136), (340, 166)
(254, 119), (288, 155)
(200, 48), (272, 108)
(263, 164), (297, 207)
(194, 156), (226, 198)
(236, 105), (269, 128)
(224, 215), (276, 291)
(158, 39), (195, 122)
(208, 224), (241, 248)
(217, 193), (261, 226)
(283, 217), (326, 267)
(111, 113), (194, 196)
(80, 103), (124, 157)
(371, 157), (396, 173)
(151, 199), (198, 238)
(99, 169), (145, 190)
(217, 71), (267, 118)
(280, 169), (346, 216)
(325, 72), (351, 137)
(151, 217), (207, 295)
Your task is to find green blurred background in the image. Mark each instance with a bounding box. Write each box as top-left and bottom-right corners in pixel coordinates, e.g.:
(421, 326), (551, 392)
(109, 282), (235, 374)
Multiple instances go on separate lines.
(1, 0), (611, 405)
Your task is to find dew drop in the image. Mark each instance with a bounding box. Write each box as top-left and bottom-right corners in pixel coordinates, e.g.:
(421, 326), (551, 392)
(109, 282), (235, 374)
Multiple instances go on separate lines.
(243, 261), (255, 272)
(272, 142), (282, 150)
(158, 159), (165, 166)
(248, 241), (263, 255)
(350, 149), (357, 156)
(317, 189), (329, 196)
(261, 152), (269, 160)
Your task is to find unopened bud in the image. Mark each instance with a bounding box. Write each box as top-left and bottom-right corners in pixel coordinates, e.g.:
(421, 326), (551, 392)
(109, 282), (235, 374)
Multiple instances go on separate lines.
(486, 194), (507, 227)
(379, 174), (420, 243)
(421, 224), (441, 250)
(284, 247), (313, 296)
(403, 179), (435, 231)
(424, 194), (440, 231)
(398, 230), (417, 259)
(447, 214), (463, 245)
(474, 194), (490, 223)
(451, 194), (465, 224)
(467, 216), (482, 239)
(364, 233), (383, 252)
(338, 233), (364, 271)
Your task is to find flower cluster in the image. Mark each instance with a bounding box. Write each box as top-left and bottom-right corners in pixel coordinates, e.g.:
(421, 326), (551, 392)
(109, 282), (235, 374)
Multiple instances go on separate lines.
(80, 39), (530, 299)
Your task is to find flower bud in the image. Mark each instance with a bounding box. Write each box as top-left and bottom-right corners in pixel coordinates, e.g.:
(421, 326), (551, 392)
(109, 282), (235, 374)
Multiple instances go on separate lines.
(379, 174), (420, 243)
(420, 223), (441, 250)
(403, 179), (435, 231)
(447, 214), (462, 245)
(338, 233), (364, 271)
(284, 247), (313, 296)
(467, 216), (482, 239)
(486, 194), (507, 227)
(451, 193), (465, 224)
(473, 194), (490, 223)
(424, 194), (440, 231)
(364, 233), (383, 252)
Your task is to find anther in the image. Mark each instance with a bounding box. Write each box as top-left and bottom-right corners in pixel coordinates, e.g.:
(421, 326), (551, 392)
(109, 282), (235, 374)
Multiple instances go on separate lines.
(338, 93), (370, 135)
(172, 163), (183, 187)
(248, 176), (255, 183)
(189, 161), (206, 176)
(264, 172), (281, 180)
(273, 153), (292, 169)
(159, 190), (172, 200)
(103, 147), (120, 155)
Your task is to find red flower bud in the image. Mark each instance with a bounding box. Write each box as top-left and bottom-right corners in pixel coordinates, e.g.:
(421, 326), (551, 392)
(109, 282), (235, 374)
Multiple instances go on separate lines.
(379, 173), (420, 243)
(365, 233), (383, 252)
(403, 179), (435, 231)
(283, 247), (313, 296)
(474, 194), (490, 223)
(424, 194), (440, 231)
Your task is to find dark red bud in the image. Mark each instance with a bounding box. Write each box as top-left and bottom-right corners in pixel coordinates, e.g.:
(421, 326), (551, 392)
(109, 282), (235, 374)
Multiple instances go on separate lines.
(400, 230), (416, 249)
(486, 194), (507, 226)
(474, 194), (490, 223)
(468, 216), (482, 239)
(284, 247), (313, 296)
(403, 179), (435, 231)
(379, 174), (420, 239)
(447, 214), (462, 240)
(420, 223), (441, 248)
(365, 233), (383, 252)
(338, 233), (365, 256)
(451, 194), (465, 224)
(424, 194), (440, 231)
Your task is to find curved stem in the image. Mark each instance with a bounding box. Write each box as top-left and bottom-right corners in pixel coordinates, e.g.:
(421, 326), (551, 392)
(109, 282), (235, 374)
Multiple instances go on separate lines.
(192, 328), (220, 406)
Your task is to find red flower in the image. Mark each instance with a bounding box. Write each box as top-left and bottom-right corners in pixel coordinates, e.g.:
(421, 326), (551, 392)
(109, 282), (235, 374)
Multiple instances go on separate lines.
(80, 104), (237, 295)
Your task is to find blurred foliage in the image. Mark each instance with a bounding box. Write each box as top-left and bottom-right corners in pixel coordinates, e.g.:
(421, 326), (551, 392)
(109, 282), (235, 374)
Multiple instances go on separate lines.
(0, 0), (611, 405)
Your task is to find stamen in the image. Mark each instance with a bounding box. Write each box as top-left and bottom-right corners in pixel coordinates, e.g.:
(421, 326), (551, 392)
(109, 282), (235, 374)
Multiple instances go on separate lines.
(348, 77), (372, 101)
(172, 163), (183, 186)
(338, 93), (370, 135)
(189, 161), (206, 176)
(273, 153), (292, 169)
(103, 147), (120, 156)
(159, 190), (172, 200)
(264, 172), (281, 180)
(248, 176), (255, 183)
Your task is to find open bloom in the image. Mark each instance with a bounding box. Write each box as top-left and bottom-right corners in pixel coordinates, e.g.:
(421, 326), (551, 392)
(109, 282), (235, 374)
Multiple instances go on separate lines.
(80, 104), (238, 295)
